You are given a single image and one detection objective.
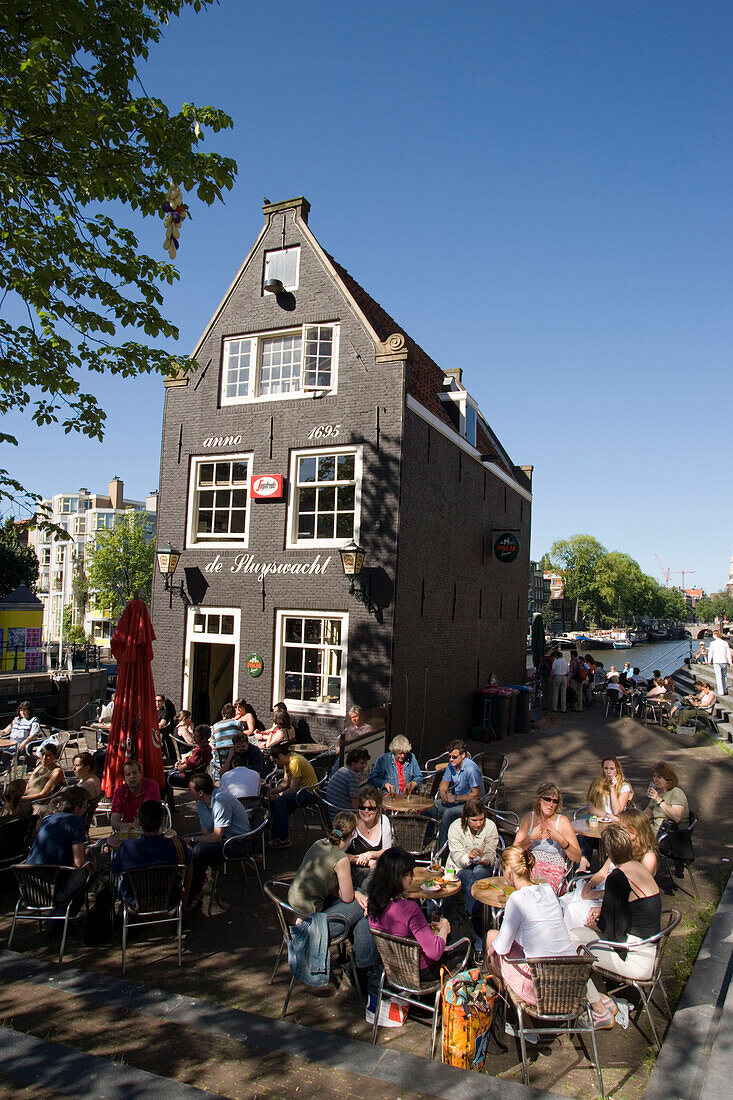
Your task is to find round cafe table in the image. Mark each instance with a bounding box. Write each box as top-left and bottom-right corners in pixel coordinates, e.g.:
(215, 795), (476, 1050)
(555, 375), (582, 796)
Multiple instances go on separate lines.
(383, 792), (434, 814)
(0, 738), (18, 750)
(471, 876), (515, 955)
(291, 743), (331, 757)
(405, 865), (462, 901)
(573, 816), (613, 839)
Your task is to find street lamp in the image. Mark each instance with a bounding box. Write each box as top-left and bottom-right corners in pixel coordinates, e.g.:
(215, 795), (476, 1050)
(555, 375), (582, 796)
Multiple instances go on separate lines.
(156, 542), (188, 607)
(339, 540), (374, 613)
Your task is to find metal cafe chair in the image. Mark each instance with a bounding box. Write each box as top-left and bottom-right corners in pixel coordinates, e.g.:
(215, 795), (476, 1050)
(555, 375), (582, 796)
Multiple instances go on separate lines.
(658, 813), (699, 899)
(263, 876), (359, 1018)
(370, 928), (471, 1057)
(585, 908), (681, 1049)
(208, 806), (270, 912)
(119, 863), (187, 975)
(9, 863), (90, 964)
(388, 814), (435, 864)
(504, 950), (605, 1096)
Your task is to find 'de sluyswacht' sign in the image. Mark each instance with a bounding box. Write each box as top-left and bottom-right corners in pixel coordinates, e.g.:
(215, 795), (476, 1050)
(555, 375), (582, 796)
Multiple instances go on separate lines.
(204, 553), (332, 582)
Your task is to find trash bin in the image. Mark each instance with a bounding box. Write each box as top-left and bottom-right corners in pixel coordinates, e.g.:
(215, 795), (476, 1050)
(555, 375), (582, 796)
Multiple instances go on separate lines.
(508, 685), (532, 735)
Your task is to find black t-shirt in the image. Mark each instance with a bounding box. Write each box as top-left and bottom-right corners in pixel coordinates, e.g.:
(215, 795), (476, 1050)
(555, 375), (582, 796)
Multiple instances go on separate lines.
(158, 699), (176, 735)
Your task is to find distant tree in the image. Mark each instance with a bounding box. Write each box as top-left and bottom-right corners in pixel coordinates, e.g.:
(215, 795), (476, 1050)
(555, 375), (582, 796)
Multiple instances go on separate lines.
(541, 600), (555, 629)
(656, 586), (688, 623)
(86, 511), (155, 619)
(547, 535), (608, 624)
(0, 517), (39, 599)
(62, 603), (88, 646)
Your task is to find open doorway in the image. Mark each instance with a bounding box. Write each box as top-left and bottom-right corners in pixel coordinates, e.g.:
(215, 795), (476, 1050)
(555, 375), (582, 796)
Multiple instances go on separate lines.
(183, 607), (240, 726)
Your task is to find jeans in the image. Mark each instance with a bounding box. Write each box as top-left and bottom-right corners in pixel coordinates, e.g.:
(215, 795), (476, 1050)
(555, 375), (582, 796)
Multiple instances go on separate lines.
(191, 839), (224, 897)
(436, 802), (464, 848)
(271, 788), (319, 841)
(324, 896), (381, 995)
(458, 864), (493, 946)
(165, 768), (191, 806)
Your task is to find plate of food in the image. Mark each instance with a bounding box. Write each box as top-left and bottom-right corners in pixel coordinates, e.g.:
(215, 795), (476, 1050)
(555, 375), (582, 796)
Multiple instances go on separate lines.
(421, 880), (441, 893)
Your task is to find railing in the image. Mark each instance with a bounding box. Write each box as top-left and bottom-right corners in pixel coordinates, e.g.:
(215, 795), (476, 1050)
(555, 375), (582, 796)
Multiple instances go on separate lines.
(635, 639), (694, 682)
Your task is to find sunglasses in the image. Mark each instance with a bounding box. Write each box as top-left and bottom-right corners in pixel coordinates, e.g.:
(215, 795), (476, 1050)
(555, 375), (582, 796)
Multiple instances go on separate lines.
(448, 753), (462, 760)
(541, 796), (560, 805)
(359, 804), (377, 811)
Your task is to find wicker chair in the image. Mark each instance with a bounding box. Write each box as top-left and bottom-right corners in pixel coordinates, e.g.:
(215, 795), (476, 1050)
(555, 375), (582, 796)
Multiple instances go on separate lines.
(584, 908), (681, 1049)
(208, 806), (270, 912)
(119, 863), (187, 975)
(9, 863), (90, 964)
(388, 814), (435, 862)
(504, 950), (604, 1095)
(370, 929), (471, 1056)
(263, 876), (359, 1017)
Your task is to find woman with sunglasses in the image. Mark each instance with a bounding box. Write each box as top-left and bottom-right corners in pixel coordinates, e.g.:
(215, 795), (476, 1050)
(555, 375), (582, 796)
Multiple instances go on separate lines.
(514, 782), (581, 894)
(347, 786), (393, 886)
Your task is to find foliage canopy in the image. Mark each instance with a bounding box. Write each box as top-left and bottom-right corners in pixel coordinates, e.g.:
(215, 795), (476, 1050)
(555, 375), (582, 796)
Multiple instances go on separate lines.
(0, 516), (39, 599)
(85, 509), (155, 619)
(0, 0), (236, 512)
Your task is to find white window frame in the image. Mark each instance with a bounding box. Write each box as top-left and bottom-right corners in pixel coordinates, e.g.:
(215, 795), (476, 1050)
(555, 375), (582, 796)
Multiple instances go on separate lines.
(273, 609), (348, 717)
(183, 606), (241, 715)
(263, 245), (300, 292)
(286, 444), (363, 550)
(438, 391), (479, 445)
(220, 323), (339, 406)
(186, 452), (254, 550)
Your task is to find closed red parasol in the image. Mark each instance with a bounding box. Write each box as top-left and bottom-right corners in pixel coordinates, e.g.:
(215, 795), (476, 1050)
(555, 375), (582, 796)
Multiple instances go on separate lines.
(102, 600), (164, 796)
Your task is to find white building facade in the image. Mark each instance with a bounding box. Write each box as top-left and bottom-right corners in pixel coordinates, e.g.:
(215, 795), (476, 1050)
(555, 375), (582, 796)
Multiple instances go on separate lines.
(28, 478), (157, 649)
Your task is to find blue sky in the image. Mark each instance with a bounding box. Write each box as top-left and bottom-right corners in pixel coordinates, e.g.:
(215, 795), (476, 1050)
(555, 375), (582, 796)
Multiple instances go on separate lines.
(4, 1), (731, 592)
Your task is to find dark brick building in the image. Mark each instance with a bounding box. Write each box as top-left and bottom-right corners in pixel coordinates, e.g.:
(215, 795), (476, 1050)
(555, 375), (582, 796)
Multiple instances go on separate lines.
(152, 197), (532, 757)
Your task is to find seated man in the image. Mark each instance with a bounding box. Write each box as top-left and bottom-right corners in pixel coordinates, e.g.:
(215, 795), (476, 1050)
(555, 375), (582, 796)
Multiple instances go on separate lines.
(210, 703), (242, 765)
(187, 773), (251, 907)
(341, 705), (374, 744)
(165, 725), (212, 808)
(220, 729), (268, 779)
(325, 747), (370, 818)
(368, 736), (423, 795)
(27, 786), (93, 914)
(110, 799), (192, 905)
(593, 662), (608, 688)
(219, 751), (261, 799)
(434, 741), (483, 848)
(268, 744), (319, 848)
(110, 760), (161, 831)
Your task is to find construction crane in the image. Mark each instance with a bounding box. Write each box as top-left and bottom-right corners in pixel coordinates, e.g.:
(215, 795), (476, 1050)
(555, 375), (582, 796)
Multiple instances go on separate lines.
(655, 554), (671, 586)
(670, 569), (696, 592)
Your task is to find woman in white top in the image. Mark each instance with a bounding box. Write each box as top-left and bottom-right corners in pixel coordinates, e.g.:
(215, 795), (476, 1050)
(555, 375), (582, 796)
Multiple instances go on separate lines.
(578, 757), (633, 871)
(447, 798), (499, 949)
(347, 786), (393, 886)
(486, 846), (575, 1006)
(174, 710), (195, 747)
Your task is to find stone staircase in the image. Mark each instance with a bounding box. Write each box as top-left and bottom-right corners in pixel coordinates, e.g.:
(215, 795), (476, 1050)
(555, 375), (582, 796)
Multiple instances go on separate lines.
(672, 663), (733, 743)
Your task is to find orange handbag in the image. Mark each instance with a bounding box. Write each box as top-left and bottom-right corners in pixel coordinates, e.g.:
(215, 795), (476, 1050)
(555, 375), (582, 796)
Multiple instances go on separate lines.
(441, 967), (499, 1070)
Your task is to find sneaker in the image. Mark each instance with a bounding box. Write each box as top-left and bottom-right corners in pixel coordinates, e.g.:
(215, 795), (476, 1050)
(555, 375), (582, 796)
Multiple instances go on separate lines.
(365, 994), (408, 1028)
(579, 1007), (615, 1031)
(268, 837), (292, 849)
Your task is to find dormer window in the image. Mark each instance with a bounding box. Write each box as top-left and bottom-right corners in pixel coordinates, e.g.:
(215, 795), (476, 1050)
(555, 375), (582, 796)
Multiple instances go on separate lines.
(439, 387), (479, 447)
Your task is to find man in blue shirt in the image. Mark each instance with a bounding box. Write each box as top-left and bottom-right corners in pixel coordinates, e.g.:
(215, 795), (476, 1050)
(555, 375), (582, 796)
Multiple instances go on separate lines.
(28, 787), (91, 914)
(436, 741), (483, 847)
(111, 799), (192, 905)
(186, 773), (250, 907)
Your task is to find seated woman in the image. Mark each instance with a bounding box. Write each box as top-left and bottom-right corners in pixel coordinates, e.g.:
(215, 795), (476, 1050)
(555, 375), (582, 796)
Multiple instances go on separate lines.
(347, 786), (393, 886)
(288, 811), (380, 1008)
(670, 682), (716, 729)
(234, 697), (264, 738)
(645, 762), (689, 835)
(367, 736), (423, 795)
(618, 807), (658, 875)
(259, 703), (297, 752)
(485, 846), (576, 1006)
(578, 757), (634, 870)
(570, 824), (661, 1030)
(174, 710), (195, 747)
(19, 742), (65, 809)
(72, 751), (102, 802)
(0, 778), (31, 818)
(514, 782), (581, 893)
(0, 700), (41, 766)
(447, 798), (499, 951)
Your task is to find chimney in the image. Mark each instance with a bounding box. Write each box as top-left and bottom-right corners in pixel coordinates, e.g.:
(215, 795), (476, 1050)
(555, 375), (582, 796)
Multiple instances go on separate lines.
(109, 477), (123, 510)
(262, 196), (310, 226)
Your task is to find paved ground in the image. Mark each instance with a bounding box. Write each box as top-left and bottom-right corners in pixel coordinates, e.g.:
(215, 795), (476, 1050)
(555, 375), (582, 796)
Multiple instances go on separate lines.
(0, 703), (730, 1099)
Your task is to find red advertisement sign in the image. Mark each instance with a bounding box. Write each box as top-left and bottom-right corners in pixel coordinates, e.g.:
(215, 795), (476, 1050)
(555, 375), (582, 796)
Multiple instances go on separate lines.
(250, 474), (284, 500)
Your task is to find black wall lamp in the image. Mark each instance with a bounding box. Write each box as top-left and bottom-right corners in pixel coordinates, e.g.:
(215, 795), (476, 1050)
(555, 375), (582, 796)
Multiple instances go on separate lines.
(156, 542), (189, 607)
(339, 540), (374, 614)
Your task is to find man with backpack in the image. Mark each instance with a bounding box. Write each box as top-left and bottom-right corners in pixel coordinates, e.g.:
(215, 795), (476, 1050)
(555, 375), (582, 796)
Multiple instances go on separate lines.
(568, 650), (587, 712)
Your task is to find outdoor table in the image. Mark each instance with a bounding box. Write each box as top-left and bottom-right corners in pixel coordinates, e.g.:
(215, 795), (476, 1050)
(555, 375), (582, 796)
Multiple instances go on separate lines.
(405, 865), (462, 901)
(292, 743), (331, 757)
(572, 816), (612, 839)
(0, 738), (18, 750)
(471, 876), (514, 953)
(383, 792), (434, 814)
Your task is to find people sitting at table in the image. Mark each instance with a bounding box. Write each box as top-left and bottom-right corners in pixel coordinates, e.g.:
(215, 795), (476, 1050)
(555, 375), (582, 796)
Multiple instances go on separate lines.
(165, 724), (212, 809)
(268, 744), (319, 848)
(1, 700), (41, 766)
(110, 760), (162, 830)
(325, 747), (371, 817)
(289, 811), (381, 1011)
(577, 756), (633, 871)
(187, 772), (251, 909)
(27, 786), (93, 915)
(434, 741), (484, 848)
(669, 681), (716, 730)
(210, 704), (242, 761)
(0, 778), (31, 818)
(234, 697), (264, 738)
(72, 751), (102, 802)
(220, 729), (268, 779)
(19, 742), (65, 809)
(367, 735), (423, 795)
(259, 703), (297, 751)
(447, 798), (500, 952)
(174, 709), (195, 746)
(110, 798), (192, 904)
(485, 846), (576, 1006)
(514, 782), (581, 893)
(644, 762), (690, 876)
(219, 750), (262, 799)
(570, 824), (661, 1030)
(341, 705), (374, 745)
(346, 786), (393, 886)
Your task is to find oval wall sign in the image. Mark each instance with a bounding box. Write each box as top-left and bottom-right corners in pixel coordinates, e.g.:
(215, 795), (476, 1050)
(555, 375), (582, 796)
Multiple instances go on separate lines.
(247, 652), (264, 677)
(494, 531), (520, 563)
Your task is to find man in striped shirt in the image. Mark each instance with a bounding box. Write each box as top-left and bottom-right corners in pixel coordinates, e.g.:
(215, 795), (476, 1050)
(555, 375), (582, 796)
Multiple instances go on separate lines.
(325, 748), (370, 821)
(210, 704), (241, 772)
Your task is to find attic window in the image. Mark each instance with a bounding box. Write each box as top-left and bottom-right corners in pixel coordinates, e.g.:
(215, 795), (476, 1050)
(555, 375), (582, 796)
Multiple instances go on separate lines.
(263, 246), (300, 292)
(438, 390), (479, 447)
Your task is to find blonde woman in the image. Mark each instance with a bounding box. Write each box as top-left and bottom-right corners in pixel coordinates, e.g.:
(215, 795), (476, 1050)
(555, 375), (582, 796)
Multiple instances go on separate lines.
(515, 783), (581, 893)
(579, 757), (633, 869)
(486, 846), (576, 1006)
(618, 808), (658, 875)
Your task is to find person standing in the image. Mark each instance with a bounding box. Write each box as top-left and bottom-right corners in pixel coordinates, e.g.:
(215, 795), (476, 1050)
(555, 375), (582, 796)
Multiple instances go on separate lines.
(550, 651), (569, 713)
(708, 632), (733, 696)
(156, 693), (177, 759)
(568, 650), (586, 712)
